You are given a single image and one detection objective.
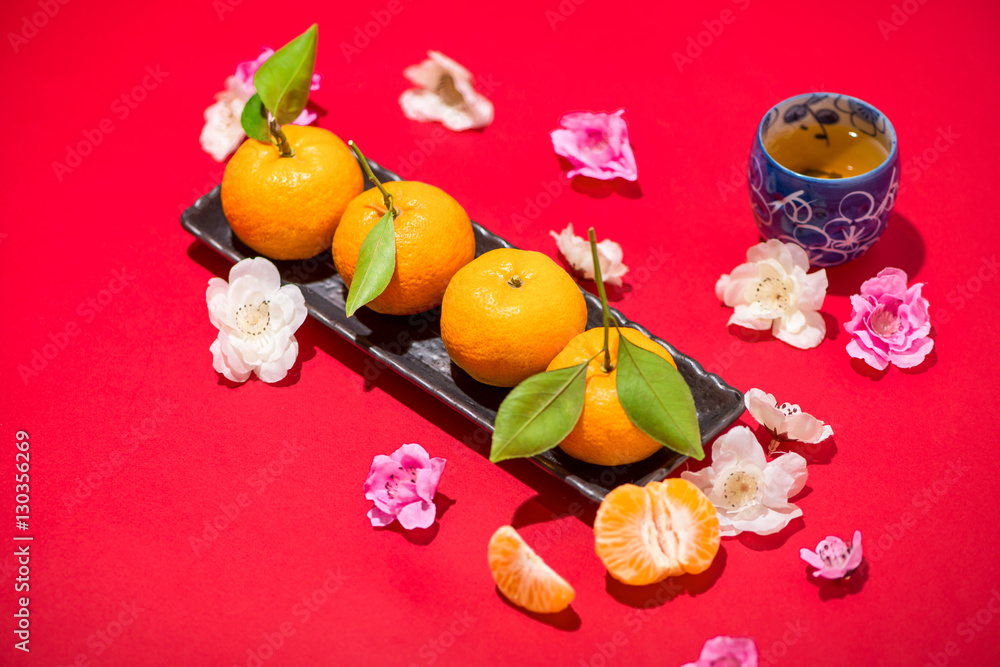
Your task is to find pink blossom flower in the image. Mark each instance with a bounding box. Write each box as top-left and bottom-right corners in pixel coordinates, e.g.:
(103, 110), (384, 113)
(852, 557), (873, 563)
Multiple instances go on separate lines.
(845, 268), (933, 370)
(399, 51), (494, 131)
(716, 240), (828, 349)
(744, 388), (832, 452)
(200, 48), (321, 161)
(682, 426), (808, 537)
(680, 635), (759, 667)
(800, 531), (863, 579)
(550, 109), (638, 181)
(550, 223), (629, 286)
(363, 444), (446, 530)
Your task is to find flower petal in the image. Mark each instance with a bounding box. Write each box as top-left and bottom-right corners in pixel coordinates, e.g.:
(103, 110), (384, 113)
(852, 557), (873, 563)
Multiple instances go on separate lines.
(800, 548), (825, 570)
(396, 500), (437, 530)
(730, 505), (802, 535)
(550, 224), (629, 286)
(256, 337), (297, 383)
(762, 451), (808, 504)
(230, 257), (281, 294)
(744, 389), (785, 433)
(889, 335), (934, 368)
(773, 309), (826, 349)
(367, 506), (397, 527)
(846, 339), (889, 370)
(729, 305), (774, 331)
(782, 412), (832, 443)
(716, 426), (768, 470)
(212, 335), (251, 383)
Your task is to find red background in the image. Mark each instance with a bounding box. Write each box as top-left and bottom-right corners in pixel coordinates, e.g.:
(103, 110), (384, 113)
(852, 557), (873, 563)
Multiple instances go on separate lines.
(3, 0), (1000, 665)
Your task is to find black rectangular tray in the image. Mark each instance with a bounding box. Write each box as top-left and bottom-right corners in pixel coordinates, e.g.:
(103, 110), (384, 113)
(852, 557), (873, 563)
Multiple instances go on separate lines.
(181, 160), (744, 502)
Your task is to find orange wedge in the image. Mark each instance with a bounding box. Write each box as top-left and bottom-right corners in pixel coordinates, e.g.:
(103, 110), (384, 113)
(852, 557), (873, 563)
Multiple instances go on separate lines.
(488, 526), (576, 613)
(594, 479), (720, 585)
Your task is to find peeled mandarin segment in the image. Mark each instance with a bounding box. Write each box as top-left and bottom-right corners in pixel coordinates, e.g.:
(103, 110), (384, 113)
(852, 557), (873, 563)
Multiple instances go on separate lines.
(488, 526), (575, 614)
(594, 484), (680, 585)
(653, 479), (721, 575)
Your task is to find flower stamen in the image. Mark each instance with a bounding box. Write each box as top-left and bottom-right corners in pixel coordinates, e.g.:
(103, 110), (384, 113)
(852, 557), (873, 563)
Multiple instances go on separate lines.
(722, 471), (759, 509)
(235, 300), (270, 337)
(869, 303), (901, 337)
(753, 277), (791, 313)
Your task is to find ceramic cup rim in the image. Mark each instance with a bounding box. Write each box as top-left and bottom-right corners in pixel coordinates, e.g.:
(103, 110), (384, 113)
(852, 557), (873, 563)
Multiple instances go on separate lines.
(755, 92), (899, 184)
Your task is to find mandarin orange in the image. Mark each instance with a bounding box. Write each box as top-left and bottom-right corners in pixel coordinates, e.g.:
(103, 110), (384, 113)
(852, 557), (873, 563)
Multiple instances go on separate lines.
(440, 249), (587, 387)
(332, 181), (475, 316)
(545, 327), (678, 466)
(221, 125), (363, 260)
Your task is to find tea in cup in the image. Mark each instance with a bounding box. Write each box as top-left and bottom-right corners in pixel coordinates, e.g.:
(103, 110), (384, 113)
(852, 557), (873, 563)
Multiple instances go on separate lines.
(748, 93), (900, 267)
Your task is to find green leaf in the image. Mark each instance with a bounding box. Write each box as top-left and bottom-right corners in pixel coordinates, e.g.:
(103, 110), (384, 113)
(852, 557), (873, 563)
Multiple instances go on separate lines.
(253, 24), (318, 125)
(490, 362), (589, 463)
(616, 334), (704, 460)
(345, 210), (396, 317)
(240, 93), (271, 143)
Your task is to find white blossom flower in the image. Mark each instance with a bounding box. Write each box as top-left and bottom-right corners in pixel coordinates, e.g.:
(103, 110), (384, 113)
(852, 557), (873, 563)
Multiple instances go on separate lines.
(550, 223), (629, 286)
(745, 388), (833, 452)
(681, 426), (808, 537)
(200, 48), (321, 162)
(398, 51), (494, 131)
(206, 258), (307, 383)
(715, 239), (828, 349)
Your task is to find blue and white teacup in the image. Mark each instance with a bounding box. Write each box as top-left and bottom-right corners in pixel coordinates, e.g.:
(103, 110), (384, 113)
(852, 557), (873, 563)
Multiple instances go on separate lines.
(748, 93), (900, 268)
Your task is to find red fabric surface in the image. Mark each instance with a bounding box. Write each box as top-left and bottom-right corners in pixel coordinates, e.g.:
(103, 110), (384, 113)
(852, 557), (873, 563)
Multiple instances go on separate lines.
(3, 0), (1000, 665)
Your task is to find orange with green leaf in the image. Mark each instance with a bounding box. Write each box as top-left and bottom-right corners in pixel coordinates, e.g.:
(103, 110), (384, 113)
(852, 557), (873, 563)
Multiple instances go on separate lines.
(221, 25), (363, 260)
(331, 143), (475, 317)
(489, 228), (703, 467)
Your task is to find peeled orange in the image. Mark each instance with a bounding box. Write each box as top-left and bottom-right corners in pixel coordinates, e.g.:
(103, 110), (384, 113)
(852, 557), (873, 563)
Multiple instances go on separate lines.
(488, 525), (575, 614)
(594, 479), (720, 585)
